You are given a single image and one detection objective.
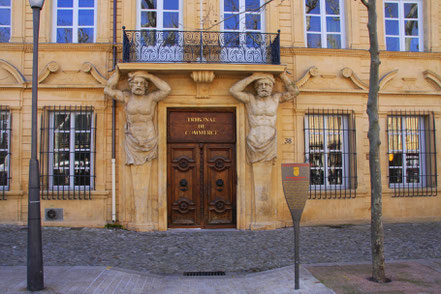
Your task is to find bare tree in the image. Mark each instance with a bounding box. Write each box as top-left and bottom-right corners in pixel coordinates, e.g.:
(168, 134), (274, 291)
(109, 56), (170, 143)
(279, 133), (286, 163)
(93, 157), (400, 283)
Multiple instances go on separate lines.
(360, 0), (388, 283)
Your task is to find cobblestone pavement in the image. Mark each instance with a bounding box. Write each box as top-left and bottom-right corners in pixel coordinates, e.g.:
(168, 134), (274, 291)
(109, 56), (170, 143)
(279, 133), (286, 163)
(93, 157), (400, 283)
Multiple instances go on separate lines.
(1, 222), (440, 274)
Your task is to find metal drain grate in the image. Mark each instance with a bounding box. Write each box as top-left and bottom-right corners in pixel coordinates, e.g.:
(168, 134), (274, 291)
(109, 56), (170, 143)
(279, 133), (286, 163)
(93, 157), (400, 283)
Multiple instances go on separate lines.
(183, 271), (226, 277)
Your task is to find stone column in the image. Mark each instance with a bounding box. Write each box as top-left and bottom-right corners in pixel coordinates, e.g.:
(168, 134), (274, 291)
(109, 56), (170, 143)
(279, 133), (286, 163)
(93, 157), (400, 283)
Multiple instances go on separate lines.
(251, 161), (277, 230)
(127, 162), (155, 231)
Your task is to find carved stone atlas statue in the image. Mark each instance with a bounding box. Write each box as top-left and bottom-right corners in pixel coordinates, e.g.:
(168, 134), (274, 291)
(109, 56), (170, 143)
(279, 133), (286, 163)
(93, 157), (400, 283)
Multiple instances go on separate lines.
(104, 67), (171, 230)
(230, 71), (299, 229)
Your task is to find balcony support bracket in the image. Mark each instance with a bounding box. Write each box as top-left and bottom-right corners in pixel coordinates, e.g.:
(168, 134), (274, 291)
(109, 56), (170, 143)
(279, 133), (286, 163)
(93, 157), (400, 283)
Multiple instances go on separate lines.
(190, 71), (215, 99)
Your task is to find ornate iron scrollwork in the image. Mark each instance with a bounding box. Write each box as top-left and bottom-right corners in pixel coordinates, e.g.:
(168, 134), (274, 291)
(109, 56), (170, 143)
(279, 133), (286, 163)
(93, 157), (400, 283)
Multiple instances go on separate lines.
(122, 29), (280, 65)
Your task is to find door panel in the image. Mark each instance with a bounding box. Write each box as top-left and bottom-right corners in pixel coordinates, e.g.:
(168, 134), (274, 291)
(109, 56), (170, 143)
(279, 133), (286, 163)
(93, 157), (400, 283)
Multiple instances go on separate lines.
(168, 144), (200, 227)
(205, 144), (235, 227)
(167, 143), (236, 228)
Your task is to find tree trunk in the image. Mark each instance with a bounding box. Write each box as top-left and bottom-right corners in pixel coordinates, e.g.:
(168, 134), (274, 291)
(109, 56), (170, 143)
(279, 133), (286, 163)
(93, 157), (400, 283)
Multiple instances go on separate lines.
(363, 0), (387, 283)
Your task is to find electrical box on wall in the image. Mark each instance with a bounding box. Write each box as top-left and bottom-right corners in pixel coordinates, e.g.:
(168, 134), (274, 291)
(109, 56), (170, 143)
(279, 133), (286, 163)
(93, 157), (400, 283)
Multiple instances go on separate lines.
(44, 208), (64, 221)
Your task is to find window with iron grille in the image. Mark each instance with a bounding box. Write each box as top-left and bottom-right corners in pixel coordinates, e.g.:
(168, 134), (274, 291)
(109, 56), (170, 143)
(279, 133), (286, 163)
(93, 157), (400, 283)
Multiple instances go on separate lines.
(40, 106), (96, 200)
(387, 111), (437, 197)
(304, 109), (357, 199)
(0, 106), (11, 200)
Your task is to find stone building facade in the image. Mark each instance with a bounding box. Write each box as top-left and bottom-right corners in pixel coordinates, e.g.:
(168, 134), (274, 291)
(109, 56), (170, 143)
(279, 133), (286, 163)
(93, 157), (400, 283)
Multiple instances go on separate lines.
(0, 0), (440, 231)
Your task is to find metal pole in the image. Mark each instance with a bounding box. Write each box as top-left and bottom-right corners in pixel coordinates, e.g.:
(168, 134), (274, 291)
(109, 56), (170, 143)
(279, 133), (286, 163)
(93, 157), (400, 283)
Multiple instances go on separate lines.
(27, 6), (44, 292)
(294, 221), (300, 290)
(111, 0), (117, 223)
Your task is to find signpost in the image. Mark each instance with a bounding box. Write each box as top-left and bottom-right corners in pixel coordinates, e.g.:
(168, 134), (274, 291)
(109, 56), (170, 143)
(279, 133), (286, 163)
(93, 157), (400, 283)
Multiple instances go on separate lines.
(281, 163), (310, 290)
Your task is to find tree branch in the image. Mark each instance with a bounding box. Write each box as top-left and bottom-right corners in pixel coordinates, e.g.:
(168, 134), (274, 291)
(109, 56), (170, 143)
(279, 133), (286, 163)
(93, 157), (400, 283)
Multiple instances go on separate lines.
(360, 0), (369, 8)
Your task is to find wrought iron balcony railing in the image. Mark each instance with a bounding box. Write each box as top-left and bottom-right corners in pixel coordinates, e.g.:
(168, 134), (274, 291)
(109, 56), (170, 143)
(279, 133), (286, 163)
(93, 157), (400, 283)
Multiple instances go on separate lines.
(122, 27), (280, 65)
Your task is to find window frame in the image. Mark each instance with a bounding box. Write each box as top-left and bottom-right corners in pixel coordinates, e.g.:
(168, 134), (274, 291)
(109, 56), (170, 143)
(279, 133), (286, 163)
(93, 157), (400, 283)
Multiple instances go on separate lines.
(0, 108), (11, 194)
(304, 0), (346, 49)
(220, 0), (266, 34)
(0, 0), (11, 43)
(52, 0), (97, 43)
(219, 0), (268, 58)
(136, 0), (183, 31)
(304, 113), (350, 190)
(387, 115), (426, 188)
(384, 0), (424, 52)
(48, 110), (95, 191)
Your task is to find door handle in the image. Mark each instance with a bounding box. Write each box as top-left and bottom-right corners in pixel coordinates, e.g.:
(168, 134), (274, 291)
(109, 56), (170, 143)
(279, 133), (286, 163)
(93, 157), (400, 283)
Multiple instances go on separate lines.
(179, 179), (188, 191)
(216, 179), (224, 191)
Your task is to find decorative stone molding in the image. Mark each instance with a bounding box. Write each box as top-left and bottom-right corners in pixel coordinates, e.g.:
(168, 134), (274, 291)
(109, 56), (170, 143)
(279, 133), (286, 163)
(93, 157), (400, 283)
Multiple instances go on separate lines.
(190, 71), (215, 99)
(190, 71), (215, 83)
(341, 67), (368, 90)
(0, 59), (26, 85)
(379, 69), (399, 90)
(36, 62), (107, 88)
(38, 61), (59, 84)
(81, 62), (107, 85)
(423, 70), (441, 90)
(295, 66), (319, 88)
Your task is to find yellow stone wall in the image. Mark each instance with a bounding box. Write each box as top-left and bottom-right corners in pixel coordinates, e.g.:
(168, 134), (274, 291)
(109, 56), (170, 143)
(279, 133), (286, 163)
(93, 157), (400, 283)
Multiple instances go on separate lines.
(0, 0), (440, 230)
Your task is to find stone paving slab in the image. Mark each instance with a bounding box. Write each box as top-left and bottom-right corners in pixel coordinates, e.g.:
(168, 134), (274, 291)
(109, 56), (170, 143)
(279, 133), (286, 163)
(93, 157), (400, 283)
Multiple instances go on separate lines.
(306, 259), (441, 294)
(0, 265), (334, 294)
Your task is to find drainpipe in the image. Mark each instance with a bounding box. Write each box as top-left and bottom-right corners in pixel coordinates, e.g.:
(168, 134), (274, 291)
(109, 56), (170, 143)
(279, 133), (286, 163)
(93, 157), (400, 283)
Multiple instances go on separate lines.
(111, 0), (117, 223)
(200, 0), (203, 30)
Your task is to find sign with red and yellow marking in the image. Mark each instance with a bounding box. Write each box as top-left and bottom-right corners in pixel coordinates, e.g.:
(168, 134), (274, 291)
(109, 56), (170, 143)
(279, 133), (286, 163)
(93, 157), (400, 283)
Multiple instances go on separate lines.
(281, 163), (310, 222)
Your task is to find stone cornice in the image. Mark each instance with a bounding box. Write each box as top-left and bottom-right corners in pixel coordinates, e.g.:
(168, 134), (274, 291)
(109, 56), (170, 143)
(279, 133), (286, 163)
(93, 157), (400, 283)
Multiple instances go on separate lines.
(118, 63), (286, 74)
(281, 47), (370, 57)
(0, 43), (115, 53)
(281, 47), (441, 59)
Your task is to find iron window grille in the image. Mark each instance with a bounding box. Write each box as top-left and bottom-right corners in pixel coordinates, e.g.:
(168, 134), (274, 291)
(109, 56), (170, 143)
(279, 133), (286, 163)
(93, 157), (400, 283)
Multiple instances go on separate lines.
(387, 111), (437, 197)
(304, 109), (357, 199)
(40, 106), (96, 200)
(0, 106), (11, 200)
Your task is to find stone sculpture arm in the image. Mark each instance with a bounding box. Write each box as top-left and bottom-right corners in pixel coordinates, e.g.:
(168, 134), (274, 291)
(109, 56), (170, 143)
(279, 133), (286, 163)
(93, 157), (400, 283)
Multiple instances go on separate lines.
(277, 71), (299, 103)
(104, 67), (125, 103)
(144, 73), (172, 102)
(229, 73), (267, 104)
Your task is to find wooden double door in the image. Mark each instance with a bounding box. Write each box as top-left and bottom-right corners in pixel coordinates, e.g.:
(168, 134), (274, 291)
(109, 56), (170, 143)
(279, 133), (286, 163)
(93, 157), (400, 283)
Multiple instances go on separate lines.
(167, 108), (236, 228)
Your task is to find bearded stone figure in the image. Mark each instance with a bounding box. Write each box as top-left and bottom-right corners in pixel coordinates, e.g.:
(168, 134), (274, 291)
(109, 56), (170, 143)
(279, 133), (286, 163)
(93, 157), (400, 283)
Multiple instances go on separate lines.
(105, 67), (171, 230)
(105, 68), (171, 164)
(230, 71), (299, 229)
(229, 71), (299, 163)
